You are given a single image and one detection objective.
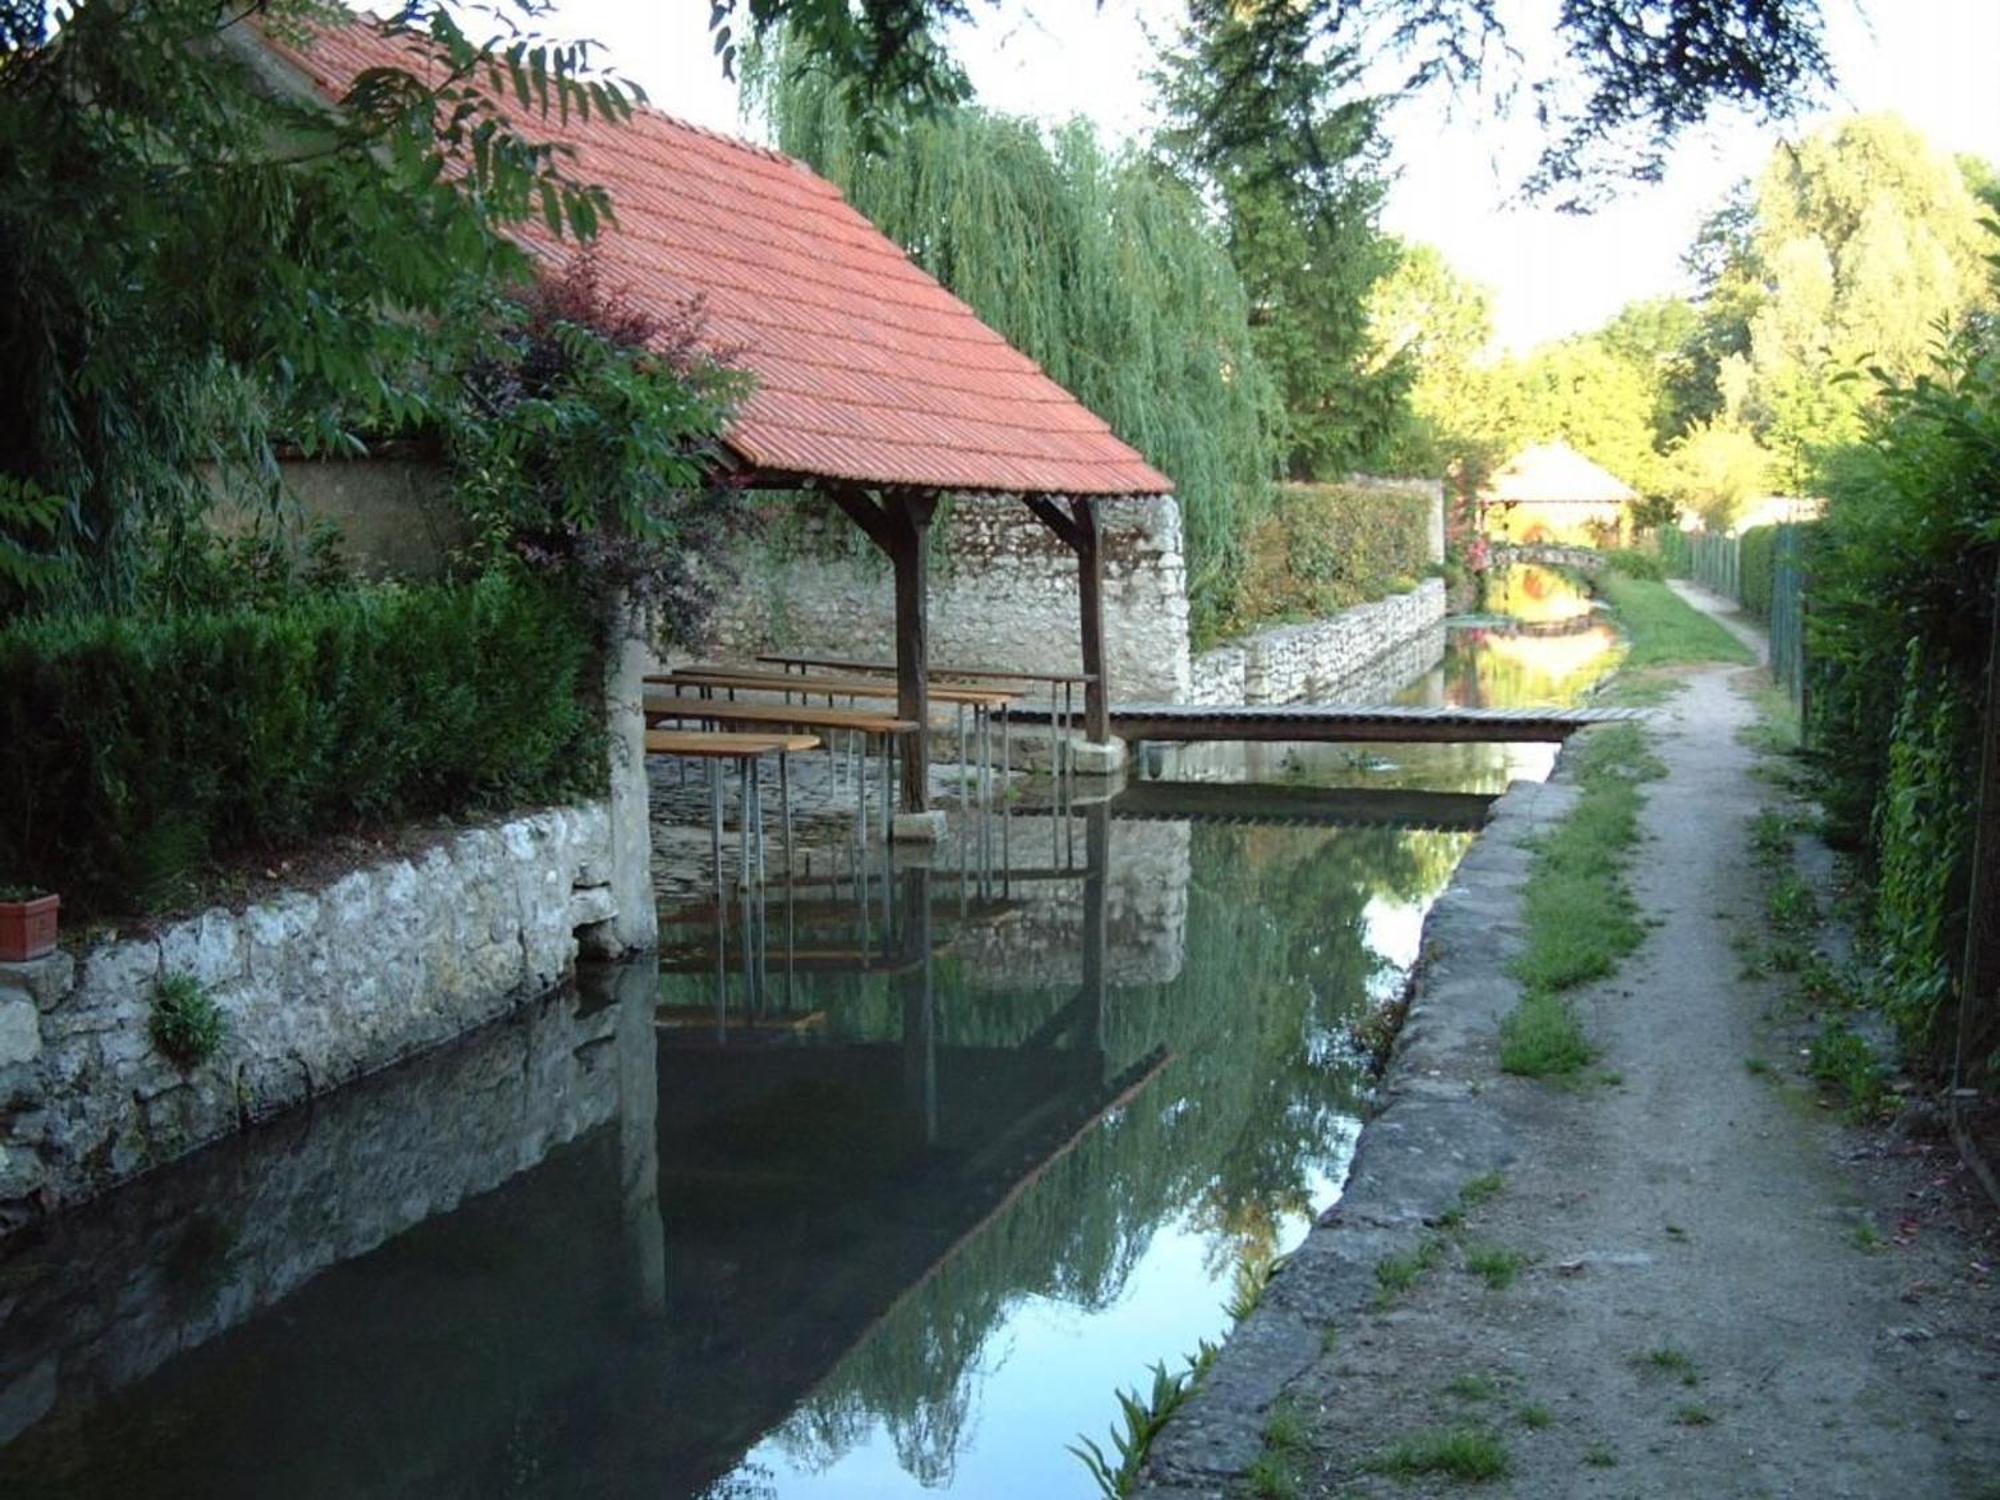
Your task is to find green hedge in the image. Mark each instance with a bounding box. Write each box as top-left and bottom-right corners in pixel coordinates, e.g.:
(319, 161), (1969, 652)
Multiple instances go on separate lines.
(1223, 482), (1434, 640)
(0, 574), (604, 916)
(1738, 526), (1777, 619)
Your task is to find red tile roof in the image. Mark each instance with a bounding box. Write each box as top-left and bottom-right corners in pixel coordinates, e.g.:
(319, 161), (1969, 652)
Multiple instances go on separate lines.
(265, 21), (1173, 498)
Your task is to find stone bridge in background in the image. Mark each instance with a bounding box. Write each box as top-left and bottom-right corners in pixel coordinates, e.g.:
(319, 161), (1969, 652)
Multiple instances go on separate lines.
(1490, 542), (1604, 572)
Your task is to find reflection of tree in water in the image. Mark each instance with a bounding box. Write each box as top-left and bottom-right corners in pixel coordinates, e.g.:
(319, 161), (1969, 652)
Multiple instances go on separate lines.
(760, 819), (1469, 1486)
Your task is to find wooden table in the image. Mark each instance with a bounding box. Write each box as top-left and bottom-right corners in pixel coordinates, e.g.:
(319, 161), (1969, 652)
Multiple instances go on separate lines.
(644, 729), (821, 899)
(650, 666), (1021, 820)
(646, 697), (919, 842)
(755, 653), (1088, 775)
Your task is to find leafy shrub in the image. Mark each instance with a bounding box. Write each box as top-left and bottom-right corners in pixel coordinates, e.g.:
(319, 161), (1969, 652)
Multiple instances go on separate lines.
(1737, 525), (1778, 618)
(1599, 547), (1665, 580)
(0, 573), (602, 916)
(1869, 648), (1971, 1056)
(150, 972), (224, 1068)
(1225, 482), (1434, 639)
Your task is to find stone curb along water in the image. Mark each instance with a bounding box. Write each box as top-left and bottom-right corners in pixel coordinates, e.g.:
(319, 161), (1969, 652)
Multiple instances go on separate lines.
(0, 801), (621, 1232)
(1130, 761), (1585, 1498)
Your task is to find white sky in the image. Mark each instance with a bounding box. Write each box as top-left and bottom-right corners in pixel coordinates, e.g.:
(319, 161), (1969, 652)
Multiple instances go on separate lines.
(506, 0), (2000, 352)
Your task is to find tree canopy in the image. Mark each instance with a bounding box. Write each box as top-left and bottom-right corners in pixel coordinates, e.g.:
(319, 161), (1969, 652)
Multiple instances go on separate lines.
(713, 0), (1835, 206)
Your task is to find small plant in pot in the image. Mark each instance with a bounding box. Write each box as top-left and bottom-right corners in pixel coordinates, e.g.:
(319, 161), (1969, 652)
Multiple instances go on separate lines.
(0, 884), (59, 963)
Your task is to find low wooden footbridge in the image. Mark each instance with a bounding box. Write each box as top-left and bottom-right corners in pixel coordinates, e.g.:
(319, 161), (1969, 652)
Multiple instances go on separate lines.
(1010, 702), (1641, 747)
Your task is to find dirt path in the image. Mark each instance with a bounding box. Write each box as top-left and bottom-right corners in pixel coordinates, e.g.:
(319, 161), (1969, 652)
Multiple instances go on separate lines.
(1138, 641), (1998, 1497)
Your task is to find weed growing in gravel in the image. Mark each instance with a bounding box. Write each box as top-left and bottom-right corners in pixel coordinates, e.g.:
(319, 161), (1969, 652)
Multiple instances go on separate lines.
(1638, 1346), (1701, 1386)
(1518, 1402), (1553, 1429)
(1465, 1245), (1526, 1290)
(1745, 1056), (1773, 1075)
(1673, 1404), (1716, 1427)
(1809, 1018), (1889, 1121)
(1442, 1373), (1500, 1402)
(1460, 1172), (1505, 1206)
(1366, 1425), (1511, 1481)
(1501, 724), (1662, 1080)
(1373, 1237), (1447, 1306)
(1584, 1442), (1619, 1467)
(1248, 1404), (1311, 1500)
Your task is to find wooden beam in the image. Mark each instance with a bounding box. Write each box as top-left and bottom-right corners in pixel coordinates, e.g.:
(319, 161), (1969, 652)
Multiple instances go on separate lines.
(1069, 498), (1109, 744)
(827, 485), (898, 553)
(1022, 494), (1083, 550)
(889, 493), (938, 815)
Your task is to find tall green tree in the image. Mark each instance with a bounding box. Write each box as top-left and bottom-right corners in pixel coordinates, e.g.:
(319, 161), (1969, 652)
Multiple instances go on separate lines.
(749, 39), (1280, 640)
(1154, 2), (1403, 479)
(713, 1), (1835, 207)
(1682, 114), (1997, 484)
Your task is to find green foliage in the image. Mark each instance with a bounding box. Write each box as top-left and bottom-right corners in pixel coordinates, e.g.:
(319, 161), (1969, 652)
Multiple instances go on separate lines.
(1870, 652), (1971, 1054)
(1226, 482), (1435, 639)
(1154, 7), (1405, 480)
(753, 48), (1279, 641)
(150, 973), (225, 1069)
(1664, 421), (1775, 530)
(0, 0), (641, 616)
(1464, 1244), (1526, 1290)
(0, 575), (602, 916)
(1373, 1235), (1447, 1304)
(1594, 572), (1756, 668)
(1600, 548), (1666, 581)
(1366, 1425), (1510, 1482)
(1803, 318), (1996, 1066)
(1737, 525), (1778, 618)
(716, 2), (1833, 208)
(1068, 1343), (1217, 1499)
(1685, 115), (1995, 480)
(443, 252), (746, 644)
(1808, 1017), (1889, 1121)
(1501, 725), (1663, 1078)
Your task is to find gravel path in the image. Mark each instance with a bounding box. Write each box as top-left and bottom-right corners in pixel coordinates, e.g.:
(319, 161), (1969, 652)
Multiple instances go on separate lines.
(1137, 647), (1998, 1497)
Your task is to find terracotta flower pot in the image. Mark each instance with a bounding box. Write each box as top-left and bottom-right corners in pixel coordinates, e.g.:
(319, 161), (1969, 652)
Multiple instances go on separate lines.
(0, 894), (59, 963)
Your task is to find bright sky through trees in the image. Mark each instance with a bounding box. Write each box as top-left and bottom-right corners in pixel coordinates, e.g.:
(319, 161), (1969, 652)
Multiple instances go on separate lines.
(535, 0), (1997, 353)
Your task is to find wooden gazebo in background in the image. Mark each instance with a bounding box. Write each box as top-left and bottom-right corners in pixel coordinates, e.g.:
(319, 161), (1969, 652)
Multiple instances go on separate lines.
(275, 22), (1175, 818)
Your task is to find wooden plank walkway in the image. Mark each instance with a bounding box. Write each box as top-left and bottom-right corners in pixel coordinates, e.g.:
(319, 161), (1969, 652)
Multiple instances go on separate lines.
(1006, 702), (1642, 745)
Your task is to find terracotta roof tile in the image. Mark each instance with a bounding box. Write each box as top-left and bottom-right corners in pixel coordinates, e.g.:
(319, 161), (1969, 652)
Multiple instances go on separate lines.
(267, 21), (1173, 498)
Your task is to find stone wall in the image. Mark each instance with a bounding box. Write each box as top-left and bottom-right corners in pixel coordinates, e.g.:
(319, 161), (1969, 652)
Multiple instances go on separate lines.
(0, 962), (657, 1448)
(707, 493), (1192, 701)
(0, 803), (623, 1231)
(1189, 578), (1447, 706)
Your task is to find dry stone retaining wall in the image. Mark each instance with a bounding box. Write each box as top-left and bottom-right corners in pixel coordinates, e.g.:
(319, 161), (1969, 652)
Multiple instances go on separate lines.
(0, 802), (621, 1231)
(708, 494), (1192, 702)
(1189, 578), (1447, 706)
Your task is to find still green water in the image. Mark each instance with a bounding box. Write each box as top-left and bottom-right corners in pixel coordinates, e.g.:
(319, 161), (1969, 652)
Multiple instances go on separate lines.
(0, 568), (1616, 1499)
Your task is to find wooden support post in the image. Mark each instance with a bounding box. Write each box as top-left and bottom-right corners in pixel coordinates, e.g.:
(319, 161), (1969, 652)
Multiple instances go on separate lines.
(830, 486), (936, 816)
(1070, 498), (1109, 745)
(890, 494), (936, 813)
(1022, 495), (1111, 748)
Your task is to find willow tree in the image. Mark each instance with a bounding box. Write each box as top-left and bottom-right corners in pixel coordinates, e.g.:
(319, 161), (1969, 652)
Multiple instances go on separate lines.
(751, 49), (1281, 640)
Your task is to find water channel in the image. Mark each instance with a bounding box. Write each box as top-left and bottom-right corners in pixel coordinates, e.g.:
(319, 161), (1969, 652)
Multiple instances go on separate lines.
(0, 567), (1620, 1499)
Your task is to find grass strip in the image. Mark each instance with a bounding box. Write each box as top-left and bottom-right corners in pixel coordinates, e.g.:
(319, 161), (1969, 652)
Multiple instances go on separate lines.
(1594, 572), (1756, 669)
(1500, 724), (1663, 1078)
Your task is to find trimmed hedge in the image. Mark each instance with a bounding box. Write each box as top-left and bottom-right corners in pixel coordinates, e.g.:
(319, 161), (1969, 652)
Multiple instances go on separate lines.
(1224, 482), (1434, 640)
(1738, 525), (1778, 619)
(0, 574), (604, 916)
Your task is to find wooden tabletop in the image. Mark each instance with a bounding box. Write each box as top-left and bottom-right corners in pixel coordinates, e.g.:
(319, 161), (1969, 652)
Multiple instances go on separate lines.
(645, 698), (919, 736)
(651, 665), (1019, 708)
(644, 729), (822, 758)
(755, 652), (1096, 687)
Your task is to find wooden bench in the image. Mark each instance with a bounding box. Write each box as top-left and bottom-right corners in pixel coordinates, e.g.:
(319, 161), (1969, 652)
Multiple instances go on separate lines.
(642, 729), (821, 896)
